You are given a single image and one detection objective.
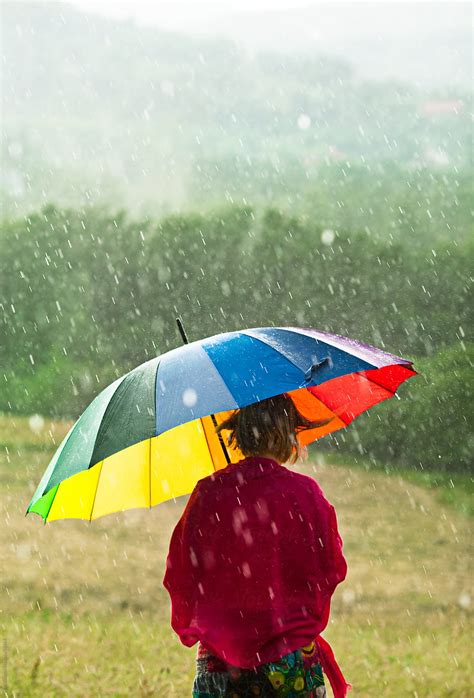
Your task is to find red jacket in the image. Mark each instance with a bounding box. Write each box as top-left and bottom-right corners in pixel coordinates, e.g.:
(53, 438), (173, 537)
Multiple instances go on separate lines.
(163, 455), (350, 697)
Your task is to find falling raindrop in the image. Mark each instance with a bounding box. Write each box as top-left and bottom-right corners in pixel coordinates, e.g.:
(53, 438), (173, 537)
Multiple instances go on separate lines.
(297, 114), (311, 130)
(321, 229), (335, 246)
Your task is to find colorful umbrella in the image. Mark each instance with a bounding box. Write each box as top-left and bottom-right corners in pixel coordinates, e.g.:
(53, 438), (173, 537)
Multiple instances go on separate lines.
(26, 325), (417, 523)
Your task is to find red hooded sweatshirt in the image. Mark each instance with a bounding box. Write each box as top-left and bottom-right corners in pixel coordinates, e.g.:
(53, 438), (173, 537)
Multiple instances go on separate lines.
(163, 456), (351, 697)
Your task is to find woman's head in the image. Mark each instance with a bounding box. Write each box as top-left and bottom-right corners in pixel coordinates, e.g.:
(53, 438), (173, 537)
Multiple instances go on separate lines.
(216, 393), (332, 464)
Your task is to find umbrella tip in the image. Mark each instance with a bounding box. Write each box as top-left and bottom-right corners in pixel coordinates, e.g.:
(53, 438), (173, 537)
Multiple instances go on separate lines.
(176, 317), (189, 344)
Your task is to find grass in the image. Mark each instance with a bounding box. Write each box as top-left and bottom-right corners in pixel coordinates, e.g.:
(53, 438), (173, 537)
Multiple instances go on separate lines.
(317, 450), (474, 518)
(2, 415), (473, 696)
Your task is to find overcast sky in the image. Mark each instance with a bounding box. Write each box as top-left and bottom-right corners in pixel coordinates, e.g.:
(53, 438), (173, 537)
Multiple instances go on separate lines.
(8, 0), (468, 88)
(66, 0), (452, 27)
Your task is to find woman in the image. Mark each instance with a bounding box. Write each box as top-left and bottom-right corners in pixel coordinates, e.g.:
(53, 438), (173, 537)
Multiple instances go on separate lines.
(163, 394), (350, 697)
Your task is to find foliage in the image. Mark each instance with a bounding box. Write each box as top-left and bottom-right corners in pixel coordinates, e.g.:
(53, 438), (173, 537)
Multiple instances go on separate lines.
(1, 202), (472, 474)
(325, 343), (474, 472)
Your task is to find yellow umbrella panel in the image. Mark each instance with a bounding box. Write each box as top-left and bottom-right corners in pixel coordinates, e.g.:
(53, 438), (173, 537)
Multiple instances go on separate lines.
(30, 413), (241, 523)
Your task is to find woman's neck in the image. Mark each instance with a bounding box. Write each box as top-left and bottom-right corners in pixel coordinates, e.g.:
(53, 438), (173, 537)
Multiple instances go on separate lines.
(244, 453), (281, 464)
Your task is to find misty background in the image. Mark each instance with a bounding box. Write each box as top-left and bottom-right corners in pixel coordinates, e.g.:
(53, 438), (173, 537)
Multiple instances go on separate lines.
(2, 1), (471, 215)
(1, 1), (472, 470)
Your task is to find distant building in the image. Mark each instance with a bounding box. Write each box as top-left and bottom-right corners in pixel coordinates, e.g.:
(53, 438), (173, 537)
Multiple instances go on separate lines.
(423, 147), (451, 166)
(327, 145), (346, 161)
(419, 100), (464, 116)
(407, 147), (451, 169)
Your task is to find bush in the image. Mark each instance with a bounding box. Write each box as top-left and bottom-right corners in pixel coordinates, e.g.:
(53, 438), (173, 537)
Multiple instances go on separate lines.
(324, 342), (474, 472)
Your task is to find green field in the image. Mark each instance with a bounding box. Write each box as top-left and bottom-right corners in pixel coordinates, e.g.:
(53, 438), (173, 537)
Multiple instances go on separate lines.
(2, 415), (472, 697)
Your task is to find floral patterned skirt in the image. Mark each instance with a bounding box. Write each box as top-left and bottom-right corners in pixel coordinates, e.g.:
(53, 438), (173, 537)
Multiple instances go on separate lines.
(192, 640), (327, 697)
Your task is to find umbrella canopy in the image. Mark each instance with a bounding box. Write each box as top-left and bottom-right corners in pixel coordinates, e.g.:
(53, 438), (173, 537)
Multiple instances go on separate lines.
(26, 326), (417, 523)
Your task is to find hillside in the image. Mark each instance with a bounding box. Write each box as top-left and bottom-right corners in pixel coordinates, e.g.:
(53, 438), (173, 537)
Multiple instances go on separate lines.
(2, 2), (471, 215)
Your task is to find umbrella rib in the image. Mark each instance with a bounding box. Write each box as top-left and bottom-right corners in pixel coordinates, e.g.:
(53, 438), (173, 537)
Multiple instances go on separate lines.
(200, 415), (229, 471)
(211, 413), (230, 465)
(151, 357), (160, 509)
(89, 461), (103, 522)
(42, 483), (60, 525)
(148, 437), (152, 509)
(242, 329), (307, 376)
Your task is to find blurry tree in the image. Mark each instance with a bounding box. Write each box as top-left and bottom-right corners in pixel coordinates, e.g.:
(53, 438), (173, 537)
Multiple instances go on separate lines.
(1, 202), (471, 475)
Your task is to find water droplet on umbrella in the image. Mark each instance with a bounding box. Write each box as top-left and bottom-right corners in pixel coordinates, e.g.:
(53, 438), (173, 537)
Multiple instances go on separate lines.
(182, 388), (197, 407)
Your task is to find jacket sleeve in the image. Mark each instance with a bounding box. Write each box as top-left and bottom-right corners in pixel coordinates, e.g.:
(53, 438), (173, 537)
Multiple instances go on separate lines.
(162, 483), (202, 644)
